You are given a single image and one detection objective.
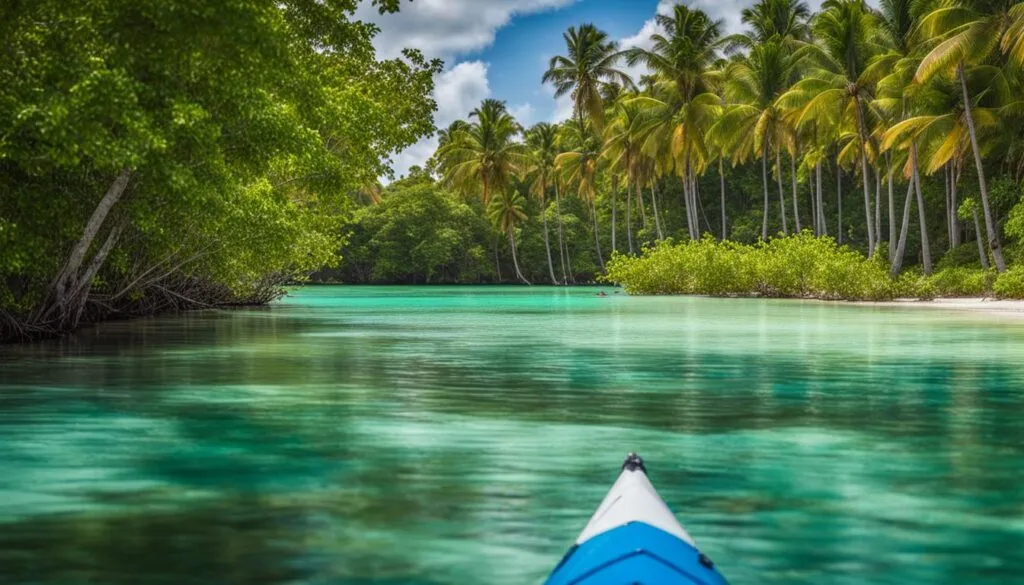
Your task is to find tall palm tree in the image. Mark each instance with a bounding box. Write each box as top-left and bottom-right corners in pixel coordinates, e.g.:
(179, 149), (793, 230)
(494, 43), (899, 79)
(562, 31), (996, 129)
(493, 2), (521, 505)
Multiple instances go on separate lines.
(525, 123), (563, 284)
(625, 5), (725, 240)
(543, 24), (633, 131)
(711, 38), (797, 240)
(556, 118), (606, 270)
(487, 190), (531, 285)
(726, 0), (813, 51)
(915, 0), (1024, 272)
(783, 0), (884, 255)
(602, 98), (646, 252)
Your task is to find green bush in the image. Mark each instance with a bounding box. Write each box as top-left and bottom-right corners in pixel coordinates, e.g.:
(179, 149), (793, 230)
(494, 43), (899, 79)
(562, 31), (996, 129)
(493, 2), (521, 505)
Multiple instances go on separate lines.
(605, 232), (898, 301)
(994, 267), (1024, 299)
(927, 268), (995, 297)
(936, 243), (986, 270)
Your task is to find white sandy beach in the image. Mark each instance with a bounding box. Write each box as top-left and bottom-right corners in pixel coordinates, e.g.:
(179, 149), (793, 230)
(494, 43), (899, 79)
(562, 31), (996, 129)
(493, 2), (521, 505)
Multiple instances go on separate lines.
(860, 297), (1024, 318)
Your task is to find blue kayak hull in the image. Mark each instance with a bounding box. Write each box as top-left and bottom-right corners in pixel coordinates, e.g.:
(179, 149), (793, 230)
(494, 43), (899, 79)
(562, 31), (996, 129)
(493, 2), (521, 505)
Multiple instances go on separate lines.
(545, 521), (728, 585)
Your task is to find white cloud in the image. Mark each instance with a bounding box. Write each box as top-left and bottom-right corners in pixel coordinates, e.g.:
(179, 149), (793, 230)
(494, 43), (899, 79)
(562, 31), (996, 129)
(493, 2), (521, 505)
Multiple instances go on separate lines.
(387, 60), (492, 179)
(357, 0), (578, 59)
(509, 102), (536, 127)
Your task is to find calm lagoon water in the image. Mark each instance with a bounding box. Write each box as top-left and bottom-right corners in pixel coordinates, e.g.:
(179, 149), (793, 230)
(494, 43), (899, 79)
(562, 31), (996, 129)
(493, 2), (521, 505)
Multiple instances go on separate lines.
(1, 286), (1023, 584)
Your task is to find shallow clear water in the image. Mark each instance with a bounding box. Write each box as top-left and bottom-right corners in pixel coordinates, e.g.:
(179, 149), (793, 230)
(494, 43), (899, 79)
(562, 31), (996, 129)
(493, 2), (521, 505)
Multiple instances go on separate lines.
(1, 286), (1023, 584)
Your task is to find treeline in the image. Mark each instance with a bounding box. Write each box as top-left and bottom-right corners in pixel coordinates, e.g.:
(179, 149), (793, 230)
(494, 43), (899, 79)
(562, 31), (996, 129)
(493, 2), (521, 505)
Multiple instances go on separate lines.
(333, 0), (1024, 295)
(0, 0), (439, 341)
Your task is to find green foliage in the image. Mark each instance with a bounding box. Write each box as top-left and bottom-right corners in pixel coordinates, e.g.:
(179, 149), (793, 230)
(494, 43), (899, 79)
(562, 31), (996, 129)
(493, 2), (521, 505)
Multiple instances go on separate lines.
(605, 232), (930, 301)
(937, 243), (986, 270)
(927, 268), (995, 297)
(993, 267), (1024, 299)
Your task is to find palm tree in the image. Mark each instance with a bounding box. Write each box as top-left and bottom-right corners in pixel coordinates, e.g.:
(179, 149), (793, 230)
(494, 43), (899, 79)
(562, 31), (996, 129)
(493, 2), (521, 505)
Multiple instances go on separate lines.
(711, 38), (797, 240)
(437, 100), (527, 205)
(726, 0), (813, 51)
(602, 98), (646, 252)
(487, 190), (531, 285)
(625, 5), (725, 240)
(556, 118), (606, 270)
(525, 123), (563, 284)
(783, 0), (884, 255)
(915, 0), (1024, 272)
(543, 24), (633, 131)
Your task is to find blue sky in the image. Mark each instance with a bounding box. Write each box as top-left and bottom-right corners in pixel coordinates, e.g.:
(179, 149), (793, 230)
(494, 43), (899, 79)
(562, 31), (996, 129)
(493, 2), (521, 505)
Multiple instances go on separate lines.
(355, 0), (831, 177)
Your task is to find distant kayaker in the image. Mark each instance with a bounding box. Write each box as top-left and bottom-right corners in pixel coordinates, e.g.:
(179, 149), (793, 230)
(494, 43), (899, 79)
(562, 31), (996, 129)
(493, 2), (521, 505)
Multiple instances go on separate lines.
(597, 290), (608, 297)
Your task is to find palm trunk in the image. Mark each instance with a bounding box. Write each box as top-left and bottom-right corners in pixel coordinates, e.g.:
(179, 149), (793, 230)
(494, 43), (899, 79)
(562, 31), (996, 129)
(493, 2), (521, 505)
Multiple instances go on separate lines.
(682, 168), (695, 239)
(911, 143), (932, 275)
(890, 179), (915, 277)
(945, 163), (953, 245)
(720, 159), (727, 239)
(508, 230), (531, 285)
(493, 237), (503, 282)
(611, 177), (618, 253)
(554, 182), (569, 283)
(591, 198), (605, 271)
(541, 189), (558, 285)
(950, 162), (961, 248)
(861, 150), (874, 257)
(761, 148), (770, 240)
(776, 150), (788, 235)
(791, 152), (801, 233)
(837, 165), (843, 244)
(973, 208), (990, 269)
(959, 63), (1006, 272)
(887, 153), (895, 262)
(651, 183), (664, 240)
(817, 160), (826, 236)
(874, 164), (881, 253)
(638, 181), (649, 230)
(626, 180), (634, 254)
(810, 164), (818, 235)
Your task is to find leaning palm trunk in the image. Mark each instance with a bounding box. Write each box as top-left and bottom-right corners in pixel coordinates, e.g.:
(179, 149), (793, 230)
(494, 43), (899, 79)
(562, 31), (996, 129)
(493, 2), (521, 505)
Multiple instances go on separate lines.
(682, 170), (696, 239)
(950, 163), (961, 248)
(911, 144), (932, 275)
(761, 148), (770, 240)
(554, 183), (569, 283)
(959, 63), (1006, 272)
(776, 150), (788, 235)
(891, 179), (915, 277)
(508, 231), (531, 285)
(973, 208), (990, 269)
(791, 152), (801, 233)
(541, 193), (558, 284)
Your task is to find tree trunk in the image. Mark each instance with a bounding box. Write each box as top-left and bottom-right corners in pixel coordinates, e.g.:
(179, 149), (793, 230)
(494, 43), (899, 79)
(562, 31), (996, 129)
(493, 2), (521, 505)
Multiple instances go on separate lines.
(817, 160), (826, 236)
(791, 152), (801, 233)
(541, 189), (558, 284)
(874, 163), (881, 253)
(945, 163), (953, 245)
(912, 144), (932, 275)
(973, 208), (990, 269)
(591, 198), (605, 270)
(887, 153), (895, 262)
(508, 230), (531, 285)
(776, 150), (788, 235)
(890, 179), (915, 277)
(720, 159), (727, 239)
(950, 162), (961, 248)
(554, 182), (569, 283)
(959, 63), (1006, 272)
(861, 150), (874, 257)
(611, 177), (618, 253)
(811, 163), (818, 235)
(651, 183), (664, 240)
(51, 169), (133, 307)
(761, 148), (770, 240)
(682, 168), (696, 239)
(493, 237), (503, 283)
(626, 179), (634, 254)
(837, 166), (843, 244)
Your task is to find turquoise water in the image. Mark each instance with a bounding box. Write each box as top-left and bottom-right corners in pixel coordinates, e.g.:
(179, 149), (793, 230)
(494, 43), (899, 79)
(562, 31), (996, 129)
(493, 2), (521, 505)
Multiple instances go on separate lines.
(1, 285), (1023, 584)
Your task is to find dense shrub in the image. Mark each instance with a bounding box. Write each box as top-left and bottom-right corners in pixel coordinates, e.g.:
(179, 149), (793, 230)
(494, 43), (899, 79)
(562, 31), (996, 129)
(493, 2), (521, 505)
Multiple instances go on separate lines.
(927, 268), (995, 297)
(605, 232), (904, 300)
(994, 268), (1024, 299)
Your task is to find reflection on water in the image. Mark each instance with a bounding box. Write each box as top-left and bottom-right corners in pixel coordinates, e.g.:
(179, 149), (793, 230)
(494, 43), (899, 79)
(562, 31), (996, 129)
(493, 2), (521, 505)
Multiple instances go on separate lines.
(1, 286), (1022, 584)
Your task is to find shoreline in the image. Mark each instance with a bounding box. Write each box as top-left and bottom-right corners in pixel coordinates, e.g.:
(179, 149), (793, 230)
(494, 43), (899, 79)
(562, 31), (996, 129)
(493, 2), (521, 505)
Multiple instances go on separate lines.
(847, 297), (1024, 319)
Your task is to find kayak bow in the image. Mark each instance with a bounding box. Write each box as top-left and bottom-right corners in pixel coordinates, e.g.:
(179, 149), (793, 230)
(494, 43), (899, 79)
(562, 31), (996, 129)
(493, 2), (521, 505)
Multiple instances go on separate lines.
(544, 454), (729, 585)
